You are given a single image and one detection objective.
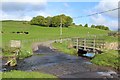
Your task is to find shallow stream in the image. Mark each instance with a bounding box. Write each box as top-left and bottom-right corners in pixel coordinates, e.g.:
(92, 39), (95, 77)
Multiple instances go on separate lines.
(2, 46), (119, 79)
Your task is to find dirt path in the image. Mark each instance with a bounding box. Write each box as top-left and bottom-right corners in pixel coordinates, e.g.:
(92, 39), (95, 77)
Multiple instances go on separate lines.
(32, 38), (70, 51)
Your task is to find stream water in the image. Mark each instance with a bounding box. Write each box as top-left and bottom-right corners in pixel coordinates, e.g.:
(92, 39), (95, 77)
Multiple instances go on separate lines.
(2, 46), (119, 79)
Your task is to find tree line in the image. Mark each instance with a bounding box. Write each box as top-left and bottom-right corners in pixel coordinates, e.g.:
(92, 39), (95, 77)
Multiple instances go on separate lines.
(30, 14), (73, 27)
(77, 24), (109, 30)
(91, 24), (109, 30)
(30, 14), (109, 30)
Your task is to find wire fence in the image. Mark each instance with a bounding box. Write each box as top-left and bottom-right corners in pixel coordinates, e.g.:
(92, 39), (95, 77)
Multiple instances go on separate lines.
(73, 7), (120, 19)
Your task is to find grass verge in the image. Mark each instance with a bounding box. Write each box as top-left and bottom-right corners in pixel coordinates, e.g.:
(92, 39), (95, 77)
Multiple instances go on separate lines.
(1, 70), (57, 78)
(52, 41), (77, 56)
(91, 50), (120, 70)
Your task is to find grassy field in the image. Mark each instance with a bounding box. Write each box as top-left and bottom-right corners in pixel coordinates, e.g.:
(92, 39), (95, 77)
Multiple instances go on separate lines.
(1, 21), (118, 58)
(1, 70), (57, 78)
(2, 21), (117, 43)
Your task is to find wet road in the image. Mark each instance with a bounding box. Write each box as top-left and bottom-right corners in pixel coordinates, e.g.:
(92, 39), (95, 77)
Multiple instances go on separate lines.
(2, 45), (119, 79)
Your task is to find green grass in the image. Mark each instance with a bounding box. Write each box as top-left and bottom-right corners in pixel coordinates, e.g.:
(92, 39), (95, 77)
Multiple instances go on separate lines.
(2, 53), (14, 57)
(2, 21), (118, 57)
(2, 21), (117, 43)
(53, 41), (119, 70)
(91, 50), (119, 70)
(52, 41), (77, 56)
(1, 21), (119, 78)
(1, 21), (119, 79)
(1, 70), (57, 78)
(2, 46), (31, 59)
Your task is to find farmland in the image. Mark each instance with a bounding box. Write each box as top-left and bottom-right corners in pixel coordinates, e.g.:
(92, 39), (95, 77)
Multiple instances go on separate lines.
(2, 21), (117, 46)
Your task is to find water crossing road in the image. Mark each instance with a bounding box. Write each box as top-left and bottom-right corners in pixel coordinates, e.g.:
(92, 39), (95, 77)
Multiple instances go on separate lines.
(15, 46), (119, 79)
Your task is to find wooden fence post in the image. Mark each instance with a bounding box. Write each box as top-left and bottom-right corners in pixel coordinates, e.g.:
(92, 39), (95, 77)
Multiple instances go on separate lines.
(84, 38), (86, 50)
(76, 38), (79, 52)
(93, 38), (96, 53)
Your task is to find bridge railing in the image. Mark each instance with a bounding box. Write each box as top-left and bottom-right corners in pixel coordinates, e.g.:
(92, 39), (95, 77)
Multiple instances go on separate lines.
(71, 37), (105, 52)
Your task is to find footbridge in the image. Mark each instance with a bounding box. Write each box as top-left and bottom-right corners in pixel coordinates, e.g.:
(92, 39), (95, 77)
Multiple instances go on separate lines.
(71, 37), (105, 54)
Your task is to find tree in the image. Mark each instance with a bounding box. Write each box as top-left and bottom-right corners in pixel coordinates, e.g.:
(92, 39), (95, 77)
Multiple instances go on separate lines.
(30, 16), (46, 26)
(45, 16), (52, 27)
(94, 25), (109, 30)
(79, 24), (82, 27)
(104, 27), (109, 30)
(30, 14), (73, 27)
(65, 17), (72, 27)
(36, 16), (46, 26)
(51, 15), (61, 27)
(72, 23), (76, 26)
(63, 15), (73, 27)
(84, 24), (88, 27)
(30, 17), (38, 25)
(51, 14), (73, 27)
(91, 25), (95, 28)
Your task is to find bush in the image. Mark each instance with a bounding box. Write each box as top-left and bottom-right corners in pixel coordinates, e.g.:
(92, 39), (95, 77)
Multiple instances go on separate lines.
(19, 49), (32, 59)
(2, 46), (32, 59)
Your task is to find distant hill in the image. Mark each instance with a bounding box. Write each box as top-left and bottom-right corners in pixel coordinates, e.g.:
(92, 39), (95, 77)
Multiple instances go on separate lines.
(1, 20), (29, 22)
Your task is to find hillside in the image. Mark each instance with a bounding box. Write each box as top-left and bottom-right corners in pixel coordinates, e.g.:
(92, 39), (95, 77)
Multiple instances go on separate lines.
(2, 21), (117, 42)
(1, 21), (117, 53)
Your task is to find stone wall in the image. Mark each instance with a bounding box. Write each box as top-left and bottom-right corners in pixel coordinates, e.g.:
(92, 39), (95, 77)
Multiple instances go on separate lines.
(104, 42), (119, 50)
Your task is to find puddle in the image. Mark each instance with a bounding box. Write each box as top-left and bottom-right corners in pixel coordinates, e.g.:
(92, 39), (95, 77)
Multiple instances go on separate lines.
(97, 71), (118, 78)
(84, 62), (92, 64)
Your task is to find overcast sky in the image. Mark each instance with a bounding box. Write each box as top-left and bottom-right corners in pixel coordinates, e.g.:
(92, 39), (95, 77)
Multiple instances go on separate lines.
(0, 0), (119, 30)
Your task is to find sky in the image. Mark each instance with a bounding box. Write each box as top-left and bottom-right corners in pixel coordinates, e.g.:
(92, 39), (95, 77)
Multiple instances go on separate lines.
(0, 0), (119, 30)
